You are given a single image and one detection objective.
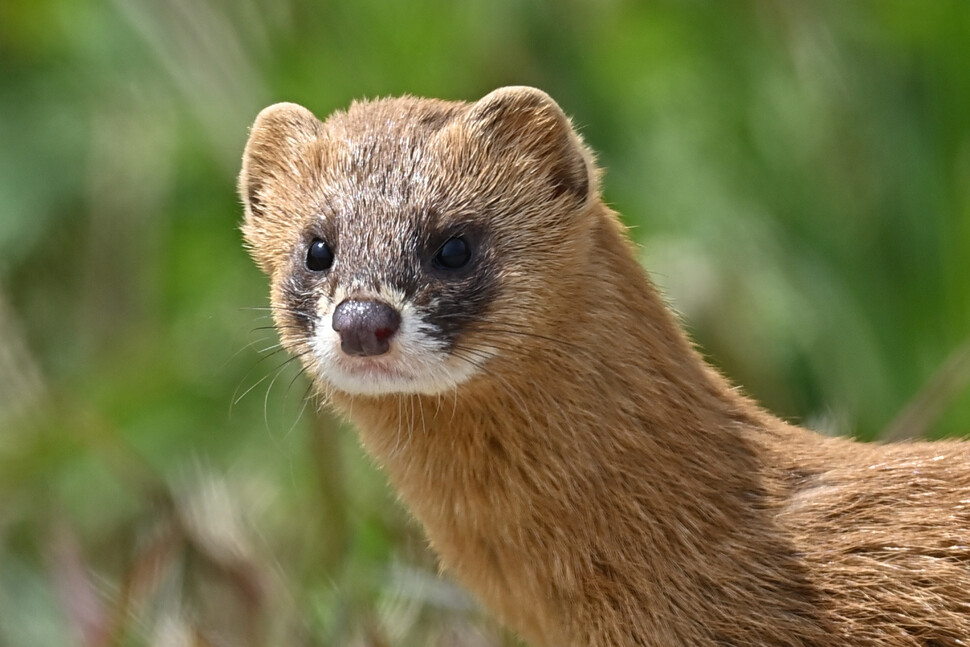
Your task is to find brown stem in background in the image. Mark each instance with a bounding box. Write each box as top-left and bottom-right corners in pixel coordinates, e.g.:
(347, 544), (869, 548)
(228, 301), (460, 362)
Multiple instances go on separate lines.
(0, 287), (46, 426)
(882, 336), (970, 441)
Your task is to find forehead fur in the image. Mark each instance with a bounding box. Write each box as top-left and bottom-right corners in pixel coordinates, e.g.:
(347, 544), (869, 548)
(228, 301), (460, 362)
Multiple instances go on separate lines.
(240, 87), (596, 278)
(329, 95), (464, 143)
(308, 96), (469, 230)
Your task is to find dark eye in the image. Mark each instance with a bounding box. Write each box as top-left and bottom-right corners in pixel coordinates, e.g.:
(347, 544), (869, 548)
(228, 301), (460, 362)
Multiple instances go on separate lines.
(306, 239), (334, 272)
(433, 236), (471, 270)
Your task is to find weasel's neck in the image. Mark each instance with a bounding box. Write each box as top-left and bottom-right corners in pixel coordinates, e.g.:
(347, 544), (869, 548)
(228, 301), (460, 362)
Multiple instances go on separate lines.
(334, 209), (829, 646)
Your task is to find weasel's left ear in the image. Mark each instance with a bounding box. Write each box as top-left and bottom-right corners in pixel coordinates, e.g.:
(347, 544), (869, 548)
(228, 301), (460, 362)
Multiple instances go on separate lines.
(467, 86), (593, 205)
(239, 102), (321, 274)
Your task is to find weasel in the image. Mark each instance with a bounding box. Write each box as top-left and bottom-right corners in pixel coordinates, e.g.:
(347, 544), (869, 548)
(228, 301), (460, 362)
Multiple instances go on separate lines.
(239, 87), (970, 646)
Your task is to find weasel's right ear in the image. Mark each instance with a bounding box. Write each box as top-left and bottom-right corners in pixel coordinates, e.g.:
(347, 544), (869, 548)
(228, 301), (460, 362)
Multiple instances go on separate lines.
(239, 102), (321, 275)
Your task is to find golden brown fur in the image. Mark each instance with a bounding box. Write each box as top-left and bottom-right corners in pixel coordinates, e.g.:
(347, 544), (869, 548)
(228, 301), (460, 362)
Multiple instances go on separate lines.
(240, 87), (970, 646)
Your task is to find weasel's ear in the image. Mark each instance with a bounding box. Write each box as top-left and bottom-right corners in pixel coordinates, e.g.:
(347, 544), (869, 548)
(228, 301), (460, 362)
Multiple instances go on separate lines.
(239, 103), (321, 272)
(467, 86), (592, 204)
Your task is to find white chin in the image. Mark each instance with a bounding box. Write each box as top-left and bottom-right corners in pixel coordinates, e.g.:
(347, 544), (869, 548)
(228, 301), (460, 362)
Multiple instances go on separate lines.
(321, 360), (478, 396)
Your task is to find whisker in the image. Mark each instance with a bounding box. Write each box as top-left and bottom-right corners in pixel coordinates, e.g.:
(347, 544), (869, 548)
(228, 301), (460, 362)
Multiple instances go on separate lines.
(429, 311), (590, 354)
(230, 345), (300, 413)
(256, 341), (285, 354)
(224, 336), (278, 368)
(393, 394), (405, 457)
(233, 351), (303, 408)
(417, 392), (427, 443)
(407, 394), (416, 455)
(249, 322), (308, 335)
(285, 361), (310, 396)
(283, 377), (315, 440)
(233, 340), (285, 395)
(263, 354), (305, 432)
(468, 326), (587, 353)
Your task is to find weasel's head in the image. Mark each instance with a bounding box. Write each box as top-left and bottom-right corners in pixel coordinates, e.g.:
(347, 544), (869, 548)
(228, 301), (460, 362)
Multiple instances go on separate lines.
(239, 87), (597, 397)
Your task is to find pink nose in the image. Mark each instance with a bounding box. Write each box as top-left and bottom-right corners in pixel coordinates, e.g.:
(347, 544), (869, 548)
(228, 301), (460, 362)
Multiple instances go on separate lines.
(331, 300), (401, 356)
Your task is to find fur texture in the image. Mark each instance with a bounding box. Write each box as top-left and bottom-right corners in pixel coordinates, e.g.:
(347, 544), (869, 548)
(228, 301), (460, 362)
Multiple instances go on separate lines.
(240, 87), (970, 646)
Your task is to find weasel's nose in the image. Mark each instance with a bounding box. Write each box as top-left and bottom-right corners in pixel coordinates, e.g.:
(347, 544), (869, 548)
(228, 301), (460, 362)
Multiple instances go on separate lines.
(331, 299), (401, 357)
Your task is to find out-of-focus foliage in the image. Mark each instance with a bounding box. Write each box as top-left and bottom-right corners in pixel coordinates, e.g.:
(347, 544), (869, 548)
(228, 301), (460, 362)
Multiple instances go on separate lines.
(1, 1), (968, 644)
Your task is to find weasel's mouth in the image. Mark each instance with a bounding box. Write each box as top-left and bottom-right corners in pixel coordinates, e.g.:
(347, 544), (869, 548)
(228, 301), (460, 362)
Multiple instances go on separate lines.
(317, 354), (425, 396)
(337, 357), (413, 381)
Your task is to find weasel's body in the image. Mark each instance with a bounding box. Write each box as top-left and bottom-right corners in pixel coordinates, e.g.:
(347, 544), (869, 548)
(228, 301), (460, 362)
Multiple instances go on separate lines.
(240, 87), (970, 646)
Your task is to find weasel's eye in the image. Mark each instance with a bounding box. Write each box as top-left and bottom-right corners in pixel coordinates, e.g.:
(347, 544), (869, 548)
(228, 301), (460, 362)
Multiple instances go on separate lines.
(306, 239), (334, 272)
(433, 237), (471, 270)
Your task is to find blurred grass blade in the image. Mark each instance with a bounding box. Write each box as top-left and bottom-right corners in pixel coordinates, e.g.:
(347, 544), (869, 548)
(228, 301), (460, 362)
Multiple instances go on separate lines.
(882, 337), (970, 441)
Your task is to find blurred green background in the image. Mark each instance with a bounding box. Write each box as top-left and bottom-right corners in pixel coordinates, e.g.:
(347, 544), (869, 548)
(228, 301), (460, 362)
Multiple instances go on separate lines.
(1, 1), (969, 645)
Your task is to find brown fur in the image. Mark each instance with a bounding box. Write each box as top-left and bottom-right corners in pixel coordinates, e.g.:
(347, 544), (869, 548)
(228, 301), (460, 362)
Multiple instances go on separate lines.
(239, 87), (970, 646)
